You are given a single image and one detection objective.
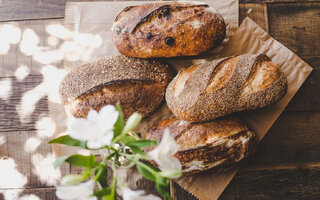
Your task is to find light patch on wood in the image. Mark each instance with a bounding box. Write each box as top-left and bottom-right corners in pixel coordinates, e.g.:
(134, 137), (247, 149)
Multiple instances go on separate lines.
(0, 78), (12, 101)
(15, 65), (30, 81)
(31, 153), (61, 186)
(23, 137), (41, 153)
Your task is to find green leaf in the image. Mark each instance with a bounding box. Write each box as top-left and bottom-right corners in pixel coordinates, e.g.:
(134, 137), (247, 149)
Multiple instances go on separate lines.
(49, 135), (83, 147)
(93, 188), (112, 197)
(114, 103), (125, 137)
(104, 171), (116, 200)
(126, 139), (157, 148)
(95, 166), (108, 188)
(129, 146), (145, 155)
(136, 162), (156, 182)
(54, 156), (69, 169)
(155, 176), (171, 200)
(65, 154), (98, 168)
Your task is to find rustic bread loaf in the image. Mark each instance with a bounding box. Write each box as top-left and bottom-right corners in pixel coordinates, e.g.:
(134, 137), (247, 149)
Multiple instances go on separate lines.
(59, 55), (175, 119)
(166, 54), (287, 122)
(112, 1), (226, 58)
(145, 117), (256, 174)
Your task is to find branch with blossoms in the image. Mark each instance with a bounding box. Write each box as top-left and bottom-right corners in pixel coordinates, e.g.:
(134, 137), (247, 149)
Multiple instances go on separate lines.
(49, 104), (182, 200)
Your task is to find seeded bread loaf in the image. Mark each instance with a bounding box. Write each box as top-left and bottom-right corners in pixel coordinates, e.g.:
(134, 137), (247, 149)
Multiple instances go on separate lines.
(145, 117), (257, 174)
(112, 1), (226, 58)
(166, 54), (287, 122)
(59, 55), (175, 119)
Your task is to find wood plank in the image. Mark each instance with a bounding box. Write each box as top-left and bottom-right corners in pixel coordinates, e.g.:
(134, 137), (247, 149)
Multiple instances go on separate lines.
(2, 166), (320, 200)
(239, 3), (269, 32)
(0, 187), (57, 200)
(246, 110), (320, 170)
(220, 166), (320, 200)
(0, 0), (108, 22)
(240, 0), (320, 3)
(0, 75), (48, 132)
(0, 130), (69, 189)
(268, 2), (320, 56)
(0, 19), (64, 76)
(287, 56), (320, 111)
(1, 0), (320, 22)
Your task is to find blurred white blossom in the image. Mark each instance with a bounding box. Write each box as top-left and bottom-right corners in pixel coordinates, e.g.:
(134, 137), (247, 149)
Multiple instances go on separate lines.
(122, 187), (161, 200)
(148, 128), (182, 171)
(68, 105), (119, 149)
(56, 180), (97, 200)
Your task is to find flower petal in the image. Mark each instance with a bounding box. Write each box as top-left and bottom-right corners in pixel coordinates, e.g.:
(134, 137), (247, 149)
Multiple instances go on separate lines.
(56, 180), (97, 200)
(148, 128), (181, 170)
(122, 187), (161, 200)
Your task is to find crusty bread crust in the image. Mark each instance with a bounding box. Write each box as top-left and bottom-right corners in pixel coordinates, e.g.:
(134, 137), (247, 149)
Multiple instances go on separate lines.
(145, 117), (257, 174)
(59, 55), (175, 119)
(112, 1), (226, 58)
(166, 54), (288, 122)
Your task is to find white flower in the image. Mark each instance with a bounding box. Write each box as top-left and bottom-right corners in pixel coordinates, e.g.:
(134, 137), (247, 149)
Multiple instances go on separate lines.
(67, 105), (119, 149)
(56, 180), (97, 200)
(148, 128), (182, 171)
(122, 187), (161, 200)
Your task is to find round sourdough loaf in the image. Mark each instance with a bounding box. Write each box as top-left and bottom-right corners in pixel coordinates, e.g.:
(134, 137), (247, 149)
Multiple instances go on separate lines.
(112, 1), (226, 58)
(145, 117), (257, 174)
(59, 55), (175, 119)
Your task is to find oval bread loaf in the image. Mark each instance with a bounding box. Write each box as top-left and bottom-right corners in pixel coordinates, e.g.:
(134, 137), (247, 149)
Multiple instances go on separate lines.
(59, 55), (175, 119)
(166, 54), (288, 122)
(112, 1), (226, 58)
(145, 117), (256, 174)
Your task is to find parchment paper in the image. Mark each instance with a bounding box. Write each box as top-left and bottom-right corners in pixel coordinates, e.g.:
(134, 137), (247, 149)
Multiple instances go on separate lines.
(50, 1), (313, 200)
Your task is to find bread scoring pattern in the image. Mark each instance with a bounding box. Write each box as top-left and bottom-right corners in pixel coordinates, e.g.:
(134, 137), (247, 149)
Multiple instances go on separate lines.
(145, 117), (257, 174)
(166, 54), (288, 122)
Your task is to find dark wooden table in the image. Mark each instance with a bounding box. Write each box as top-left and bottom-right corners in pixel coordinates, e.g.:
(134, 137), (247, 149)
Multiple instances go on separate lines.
(0, 0), (319, 199)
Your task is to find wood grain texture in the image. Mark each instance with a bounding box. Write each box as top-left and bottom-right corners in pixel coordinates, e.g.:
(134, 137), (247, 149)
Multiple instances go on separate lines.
(0, 187), (57, 200)
(287, 56), (320, 111)
(239, 3), (269, 31)
(0, 130), (69, 189)
(0, 75), (48, 132)
(247, 111), (320, 169)
(220, 166), (320, 200)
(268, 2), (320, 56)
(0, 19), (64, 76)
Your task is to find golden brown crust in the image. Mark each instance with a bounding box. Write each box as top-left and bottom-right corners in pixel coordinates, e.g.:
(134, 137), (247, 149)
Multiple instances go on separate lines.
(59, 55), (175, 119)
(166, 54), (288, 122)
(112, 2), (226, 58)
(145, 117), (257, 174)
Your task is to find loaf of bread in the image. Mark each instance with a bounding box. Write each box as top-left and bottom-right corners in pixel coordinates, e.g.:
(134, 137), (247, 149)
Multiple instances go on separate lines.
(112, 1), (226, 58)
(166, 54), (287, 122)
(145, 117), (256, 174)
(59, 55), (175, 119)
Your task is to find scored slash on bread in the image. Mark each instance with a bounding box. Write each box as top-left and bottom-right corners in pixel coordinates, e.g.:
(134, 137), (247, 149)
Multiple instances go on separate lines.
(166, 54), (288, 122)
(112, 1), (226, 58)
(145, 117), (257, 174)
(59, 55), (175, 119)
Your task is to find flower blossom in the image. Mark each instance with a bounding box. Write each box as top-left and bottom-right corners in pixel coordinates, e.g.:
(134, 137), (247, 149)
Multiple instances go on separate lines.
(148, 128), (182, 171)
(67, 105), (119, 149)
(122, 187), (161, 200)
(56, 180), (97, 200)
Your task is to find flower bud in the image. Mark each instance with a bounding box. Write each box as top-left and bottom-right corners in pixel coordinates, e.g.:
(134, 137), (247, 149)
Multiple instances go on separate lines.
(60, 174), (84, 185)
(122, 113), (142, 134)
